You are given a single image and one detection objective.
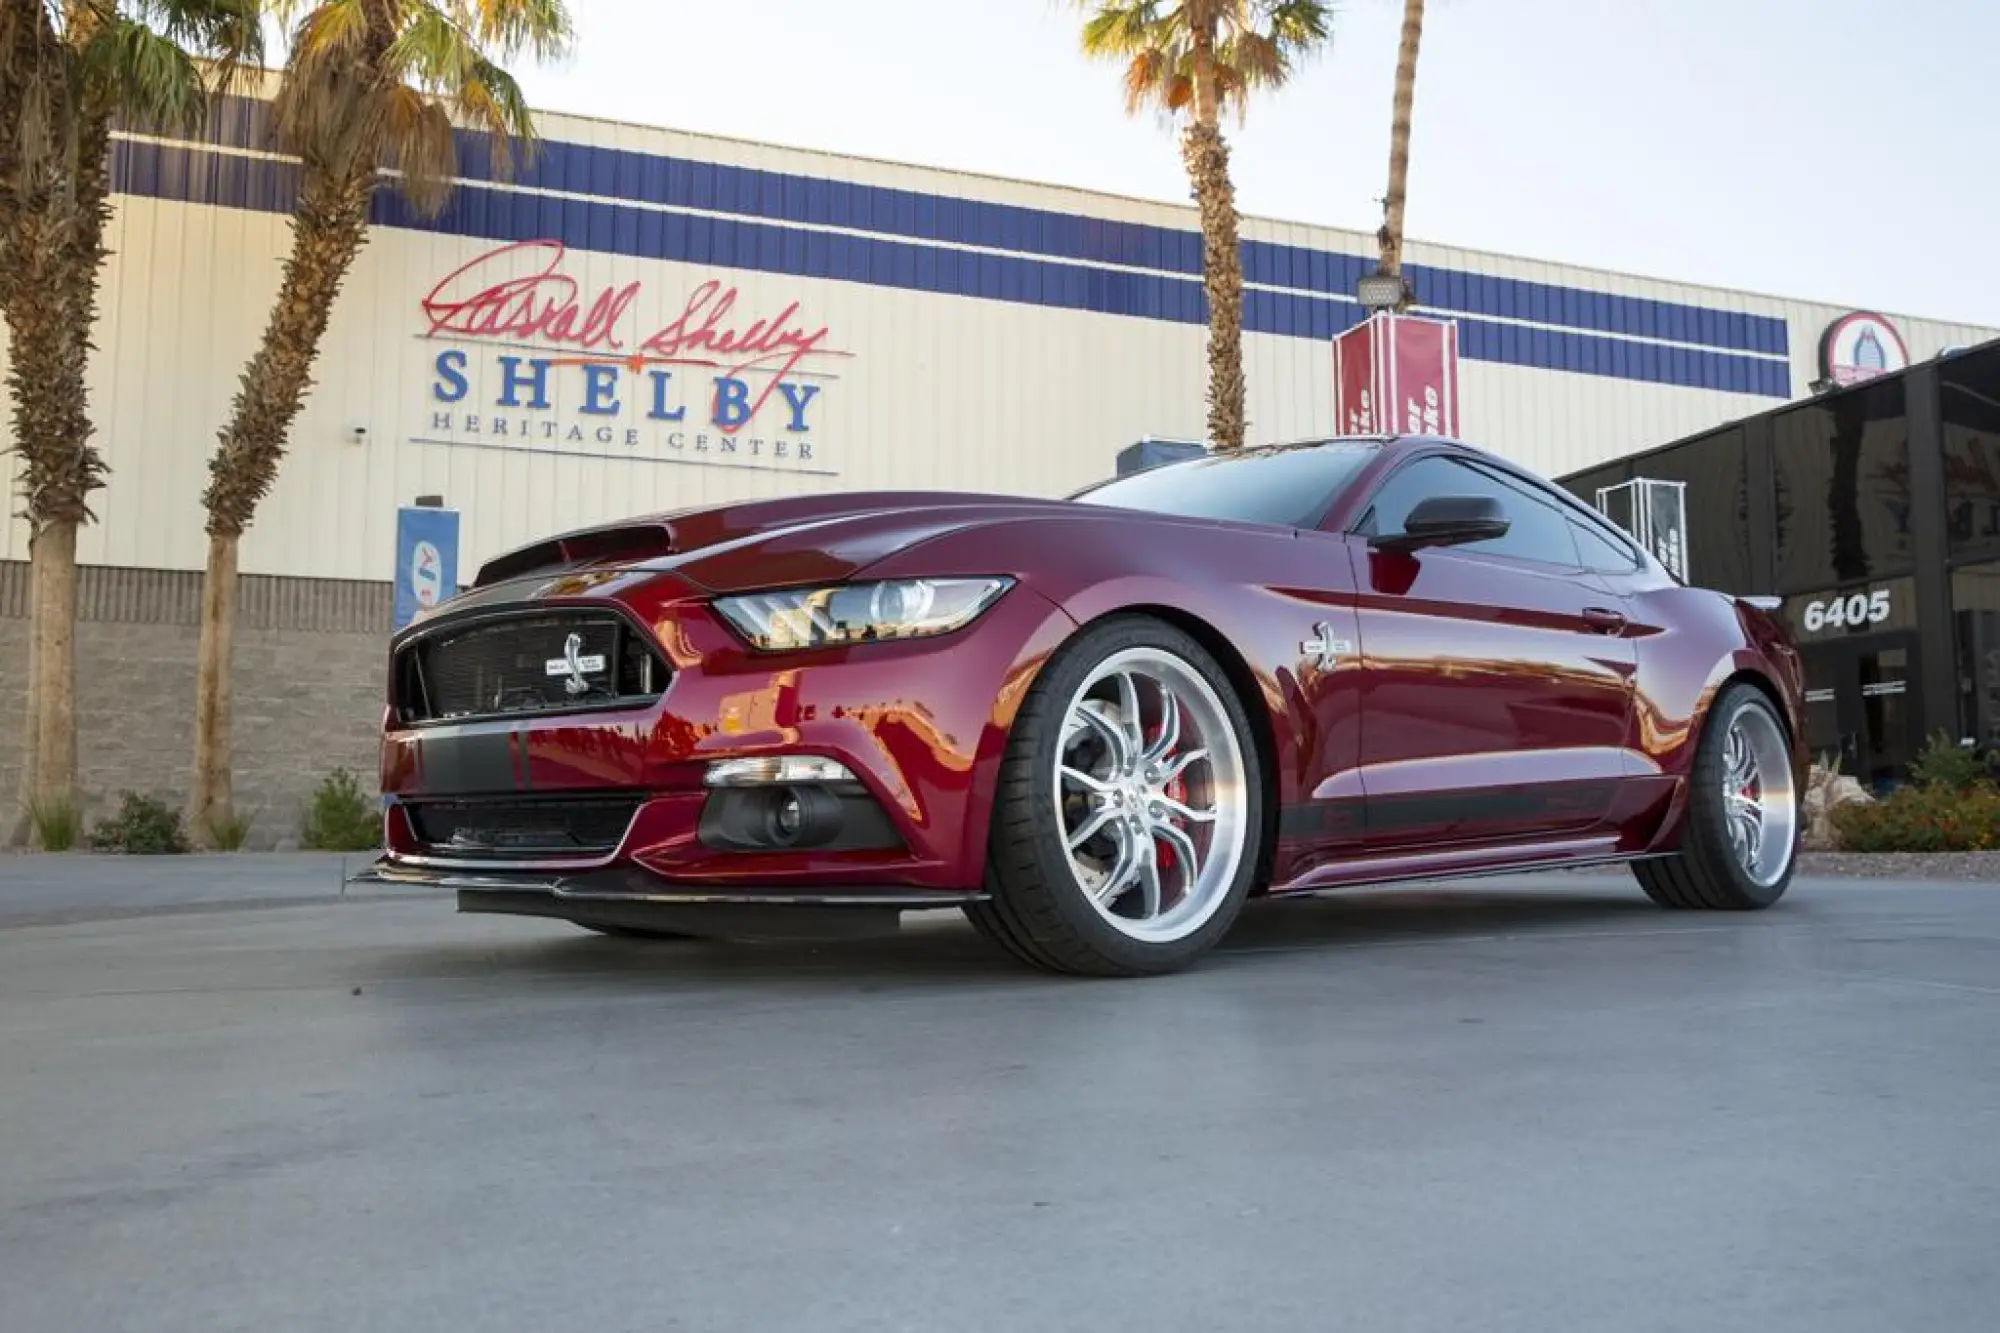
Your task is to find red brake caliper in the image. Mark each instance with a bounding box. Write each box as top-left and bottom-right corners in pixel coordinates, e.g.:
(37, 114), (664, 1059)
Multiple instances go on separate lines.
(1150, 703), (1189, 877)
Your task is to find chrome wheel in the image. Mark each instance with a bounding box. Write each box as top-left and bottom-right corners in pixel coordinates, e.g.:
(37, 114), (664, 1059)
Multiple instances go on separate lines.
(1053, 648), (1250, 945)
(1721, 703), (1797, 888)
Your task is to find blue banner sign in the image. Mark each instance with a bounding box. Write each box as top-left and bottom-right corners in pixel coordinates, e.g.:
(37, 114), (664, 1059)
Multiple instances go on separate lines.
(393, 506), (461, 632)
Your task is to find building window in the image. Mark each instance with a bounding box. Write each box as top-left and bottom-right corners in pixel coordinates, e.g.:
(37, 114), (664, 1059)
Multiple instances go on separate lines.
(1772, 379), (1912, 594)
(1941, 344), (2000, 561)
(1953, 561), (2000, 749)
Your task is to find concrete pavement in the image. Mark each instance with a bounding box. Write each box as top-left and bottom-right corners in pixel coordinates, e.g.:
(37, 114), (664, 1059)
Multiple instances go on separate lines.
(1, 866), (1995, 1332)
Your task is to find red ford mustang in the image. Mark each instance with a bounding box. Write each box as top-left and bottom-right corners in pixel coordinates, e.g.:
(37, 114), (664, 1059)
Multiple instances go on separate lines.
(356, 435), (1807, 976)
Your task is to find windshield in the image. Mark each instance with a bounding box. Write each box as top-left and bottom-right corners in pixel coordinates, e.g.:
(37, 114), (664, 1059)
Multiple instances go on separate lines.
(1070, 442), (1381, 529)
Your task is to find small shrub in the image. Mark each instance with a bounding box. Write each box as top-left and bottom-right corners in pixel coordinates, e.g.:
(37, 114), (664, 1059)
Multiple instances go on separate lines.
(1908, 730), (1988, 793)
(28, 795), (83, 852)
(91, 792), (190, 855)
(301, 768), (381, 852)
(1830, 783), (2000, 853)
(203, 808), (256, 852)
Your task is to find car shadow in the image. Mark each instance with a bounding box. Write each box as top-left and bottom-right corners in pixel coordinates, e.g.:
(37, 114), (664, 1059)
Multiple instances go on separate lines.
(369, 874), (1666, 992)
(1220, 878), (1663, 955)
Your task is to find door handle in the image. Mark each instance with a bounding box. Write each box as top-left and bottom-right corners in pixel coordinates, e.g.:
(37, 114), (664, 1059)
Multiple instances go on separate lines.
(1582, 606), (1628, 634)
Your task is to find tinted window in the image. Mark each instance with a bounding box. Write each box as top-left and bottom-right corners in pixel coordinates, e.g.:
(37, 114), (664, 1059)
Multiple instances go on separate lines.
(1072, 443), (1379, 529)
(1773, 379), (1911, 593)
(1953, 560), (2000, 747)
(1571, 516), (1643, 573)
(1357, 456), (1580, 568)
(1942, 344), (2000, 559)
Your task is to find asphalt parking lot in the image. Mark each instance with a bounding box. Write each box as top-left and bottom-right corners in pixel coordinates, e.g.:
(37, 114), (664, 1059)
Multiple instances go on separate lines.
(2, 861), (1996, 1333)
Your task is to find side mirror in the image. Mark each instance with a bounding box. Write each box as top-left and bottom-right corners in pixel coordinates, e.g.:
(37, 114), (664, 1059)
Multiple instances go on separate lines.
(1371, 494), (1510, 552)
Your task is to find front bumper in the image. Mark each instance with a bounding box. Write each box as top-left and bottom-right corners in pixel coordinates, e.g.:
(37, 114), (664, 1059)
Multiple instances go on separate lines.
(373, 569), (1077, 895)
(350, 858), (988, 939)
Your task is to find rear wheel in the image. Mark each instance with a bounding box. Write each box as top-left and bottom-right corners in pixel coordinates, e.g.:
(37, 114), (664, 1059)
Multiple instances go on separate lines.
(1635, 682), (1799, 910)
(966, 616), (1263, 976)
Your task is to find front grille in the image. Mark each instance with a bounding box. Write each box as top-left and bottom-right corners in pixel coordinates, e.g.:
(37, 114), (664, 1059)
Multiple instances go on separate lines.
(406, 795), (643, 858)
(395, 611), (668, 724)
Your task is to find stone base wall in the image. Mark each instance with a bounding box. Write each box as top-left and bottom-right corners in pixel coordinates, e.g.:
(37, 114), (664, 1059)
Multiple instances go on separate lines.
(2, 561), (391, 849)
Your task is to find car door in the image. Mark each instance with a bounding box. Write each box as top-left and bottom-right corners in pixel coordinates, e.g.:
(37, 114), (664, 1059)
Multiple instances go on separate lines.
(1344, 452), (1639, 850)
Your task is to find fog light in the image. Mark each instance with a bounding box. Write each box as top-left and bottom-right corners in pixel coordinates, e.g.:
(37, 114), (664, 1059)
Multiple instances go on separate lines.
(704, 755), (855, 787)
(774, 790), (805, 841)
(745, 784), (841, 848)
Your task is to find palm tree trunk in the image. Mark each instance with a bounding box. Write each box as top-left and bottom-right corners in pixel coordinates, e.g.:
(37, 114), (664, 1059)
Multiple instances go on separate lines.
(190, 162), (376, 838)
(191, 531), (238, 840)
(1183, 48), (1246, 452)
(3, 116), (110, 833)
(27, 519), (80, 814)
(1377, 0), (1427, 302)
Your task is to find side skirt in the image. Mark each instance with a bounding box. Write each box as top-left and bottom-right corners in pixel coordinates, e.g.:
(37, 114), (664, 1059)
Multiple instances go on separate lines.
(1267, 838), (1675, 897)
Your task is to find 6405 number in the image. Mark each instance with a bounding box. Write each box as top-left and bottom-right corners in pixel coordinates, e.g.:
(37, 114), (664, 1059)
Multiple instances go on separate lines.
(1801, 590), (1890, 633)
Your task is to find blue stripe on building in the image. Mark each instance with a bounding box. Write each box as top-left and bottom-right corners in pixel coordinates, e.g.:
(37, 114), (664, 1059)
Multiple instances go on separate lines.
(109, 133), (1793, 400)
(158, 96), (1794, 361)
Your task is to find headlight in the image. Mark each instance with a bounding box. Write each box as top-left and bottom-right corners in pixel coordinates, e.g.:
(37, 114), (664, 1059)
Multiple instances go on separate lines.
(713, 577), (1014, 652)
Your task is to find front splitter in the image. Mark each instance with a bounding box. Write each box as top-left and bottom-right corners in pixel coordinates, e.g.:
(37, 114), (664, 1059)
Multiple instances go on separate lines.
(347, 859), (988, 941)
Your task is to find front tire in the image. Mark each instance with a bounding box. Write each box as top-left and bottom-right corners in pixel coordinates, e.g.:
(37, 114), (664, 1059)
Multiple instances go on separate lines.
(1635, 681), (1799, 910)
(966, 615), (1264, 977)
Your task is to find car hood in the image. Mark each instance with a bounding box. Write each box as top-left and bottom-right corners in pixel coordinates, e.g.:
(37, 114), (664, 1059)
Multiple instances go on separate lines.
(469, 490), (1090, 596)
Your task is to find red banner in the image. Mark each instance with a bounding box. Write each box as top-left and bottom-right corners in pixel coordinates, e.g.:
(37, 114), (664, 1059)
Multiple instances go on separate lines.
(1331, 312), (1460, 439)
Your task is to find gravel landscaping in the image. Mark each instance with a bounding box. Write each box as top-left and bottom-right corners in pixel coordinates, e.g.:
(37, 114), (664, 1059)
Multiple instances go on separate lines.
(1798, 850), (2000, 882)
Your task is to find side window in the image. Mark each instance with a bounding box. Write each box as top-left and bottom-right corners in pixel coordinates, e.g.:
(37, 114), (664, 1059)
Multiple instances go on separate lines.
(1570, 516), (1644, 574)
(1356, 456), (1581, 568)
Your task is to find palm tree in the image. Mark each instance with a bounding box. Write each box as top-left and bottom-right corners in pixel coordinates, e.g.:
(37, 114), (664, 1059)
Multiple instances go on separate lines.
(1, 0), (261, 843)
(188, 0), (573, 840)
(1374, 0), (1426, 307)
(1075, 1), (1333, 452)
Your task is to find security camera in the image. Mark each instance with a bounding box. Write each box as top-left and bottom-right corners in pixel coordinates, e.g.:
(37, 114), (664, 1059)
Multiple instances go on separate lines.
(348, 422), (369, 443)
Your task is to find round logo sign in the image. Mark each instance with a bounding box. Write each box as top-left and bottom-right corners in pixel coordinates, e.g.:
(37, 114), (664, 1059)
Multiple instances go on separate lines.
(1818, 311), (1909, 387)
(409, 539), (444, 608)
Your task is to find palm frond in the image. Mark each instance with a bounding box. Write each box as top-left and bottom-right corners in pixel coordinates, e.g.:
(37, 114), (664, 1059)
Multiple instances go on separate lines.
(387, 1), (477, 93)
(1074, 0), (1333, 123)
(467, 0), (573, 63)
(377, 79), (456, 214)
(454, 54), (535, 174)
(126, 0), (266, 98)
(1079, 0), (1163, 57)
(79, 14), (212, 133)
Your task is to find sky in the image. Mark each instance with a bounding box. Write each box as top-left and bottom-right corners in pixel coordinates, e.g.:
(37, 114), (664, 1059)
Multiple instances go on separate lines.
(505, 0), (1995, 329)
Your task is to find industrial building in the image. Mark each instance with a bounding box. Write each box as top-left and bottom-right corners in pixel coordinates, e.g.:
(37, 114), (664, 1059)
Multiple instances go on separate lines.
(1561, 334), (2000, 793)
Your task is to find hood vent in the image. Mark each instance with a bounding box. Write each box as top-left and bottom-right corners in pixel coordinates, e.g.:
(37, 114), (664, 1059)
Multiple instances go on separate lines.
(475, 522), (677, 587)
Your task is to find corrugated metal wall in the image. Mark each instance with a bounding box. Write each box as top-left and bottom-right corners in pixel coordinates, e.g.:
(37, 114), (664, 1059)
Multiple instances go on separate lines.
(3, 95), (1993, 583)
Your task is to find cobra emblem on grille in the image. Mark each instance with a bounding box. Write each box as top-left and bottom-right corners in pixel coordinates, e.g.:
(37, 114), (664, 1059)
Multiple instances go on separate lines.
(544, 631), (607, 696)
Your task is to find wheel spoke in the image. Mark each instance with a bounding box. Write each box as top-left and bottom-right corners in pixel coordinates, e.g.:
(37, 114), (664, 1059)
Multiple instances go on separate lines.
(1158, 748), (1209, 785)
(1739, 810), (1763, 867)
(1156, 795), (1216, 825)
(1066, 806), (1116, 850)
(1156, 821), (1202, 889)
(1143, 693), (1181, 768)
(1091, 825), (1140, 907)
(1113, 671), (1146, 766)
(1725, 728), (1755, 788)
(1136, 849), (1164, 919)
(1728, 800), (1761, 860)
(1071, 704), (1129, 771)
(1060, 764), (1111, 794)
